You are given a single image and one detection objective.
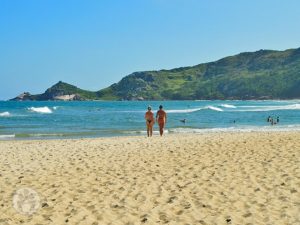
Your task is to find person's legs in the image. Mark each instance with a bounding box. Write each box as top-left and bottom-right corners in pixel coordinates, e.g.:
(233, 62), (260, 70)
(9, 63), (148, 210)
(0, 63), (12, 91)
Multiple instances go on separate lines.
(149, 124), (153, 137)
(159, 123), (164, 136)
(146, 123), (150, 137)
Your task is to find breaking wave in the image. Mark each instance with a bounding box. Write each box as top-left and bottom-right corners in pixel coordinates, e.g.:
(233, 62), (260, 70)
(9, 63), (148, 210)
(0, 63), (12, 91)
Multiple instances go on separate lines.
(0, 134), (15, 139)
(167, 106), (223, 113)
(220, 104), (236, 108)
(205, 106), (223, 111)
(0, 111), (11, 117)
(166, 108), (203, 113)
(169, 125), (300, 133)
(28, 107), (53, 114)
(236, 104), (300, 112)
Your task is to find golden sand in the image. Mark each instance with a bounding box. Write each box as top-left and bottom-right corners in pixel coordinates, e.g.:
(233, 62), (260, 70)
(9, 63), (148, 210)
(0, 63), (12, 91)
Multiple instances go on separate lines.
(0, 132), (299, 225)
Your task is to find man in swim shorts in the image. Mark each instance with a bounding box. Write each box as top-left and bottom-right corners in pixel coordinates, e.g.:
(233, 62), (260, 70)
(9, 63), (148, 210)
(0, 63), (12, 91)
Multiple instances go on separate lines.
(156, 105), (167, 136)
(145, 106), (154, 137)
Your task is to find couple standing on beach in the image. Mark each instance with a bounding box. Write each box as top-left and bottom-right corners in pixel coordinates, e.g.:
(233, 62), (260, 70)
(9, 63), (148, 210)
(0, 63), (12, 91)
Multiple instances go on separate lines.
(145, 105), (167, 137)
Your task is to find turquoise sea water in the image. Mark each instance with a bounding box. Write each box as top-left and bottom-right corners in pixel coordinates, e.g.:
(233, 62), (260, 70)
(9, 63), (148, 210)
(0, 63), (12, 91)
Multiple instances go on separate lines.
(0, 100), (300, 139)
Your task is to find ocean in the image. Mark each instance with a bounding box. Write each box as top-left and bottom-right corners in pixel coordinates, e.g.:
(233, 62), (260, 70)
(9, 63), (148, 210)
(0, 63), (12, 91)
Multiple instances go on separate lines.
(0, 100), (300, 139)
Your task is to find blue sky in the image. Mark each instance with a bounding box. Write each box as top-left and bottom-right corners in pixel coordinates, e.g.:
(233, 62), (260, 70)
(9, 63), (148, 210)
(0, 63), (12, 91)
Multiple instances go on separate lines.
(0, 0), (300, 100)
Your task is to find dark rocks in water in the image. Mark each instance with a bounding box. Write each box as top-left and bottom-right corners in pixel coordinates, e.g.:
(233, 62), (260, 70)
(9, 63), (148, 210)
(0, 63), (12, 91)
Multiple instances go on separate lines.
(10, 92), (33, 101)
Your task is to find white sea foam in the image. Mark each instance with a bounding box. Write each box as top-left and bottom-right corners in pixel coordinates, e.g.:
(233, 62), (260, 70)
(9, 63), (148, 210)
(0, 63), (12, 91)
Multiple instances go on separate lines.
(124, 125), (300, 136)
(124, 130), (169, 135)
(167, 106), (224, 113)
(235, 104), (300, 112)
(220, 104), (236, 108)
(169, 125), (300, 133)
(166, 107), (203, 113)
(0, 111), (11, 117)
(28, 107), (53, 114)
(27, 133), (64, 137)
(169, 127), (235, 133)
(0, 134), (15, 139)
(117, 110), (145, 113)
(205, 106), (224, 111)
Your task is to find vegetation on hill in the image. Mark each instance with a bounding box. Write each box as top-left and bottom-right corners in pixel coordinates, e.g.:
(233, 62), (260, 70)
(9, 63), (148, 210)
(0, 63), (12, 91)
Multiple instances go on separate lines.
(37, 81), (98, 100)
(10, 81), (97, 101)
(97, 48), (300, 100)
(10, 48), (300, 101)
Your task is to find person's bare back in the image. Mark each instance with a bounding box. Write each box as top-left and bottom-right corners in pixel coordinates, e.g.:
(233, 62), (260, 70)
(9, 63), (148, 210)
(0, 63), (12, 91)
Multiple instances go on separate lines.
(156, 105), (167, 136)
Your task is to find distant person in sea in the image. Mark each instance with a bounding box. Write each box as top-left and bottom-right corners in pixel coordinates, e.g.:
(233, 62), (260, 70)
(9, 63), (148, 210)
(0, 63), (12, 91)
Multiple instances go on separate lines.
(180, 119), (186, 124)
(156, 105), (167, 136)
(267, 116), (271, 123)
(268, 116), (280, 126)
(271, 118), (277, 125)
(145, 106), (155, 137)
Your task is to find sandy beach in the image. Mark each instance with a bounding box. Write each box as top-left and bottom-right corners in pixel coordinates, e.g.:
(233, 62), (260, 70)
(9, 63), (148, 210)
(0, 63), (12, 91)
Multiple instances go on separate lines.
(0, 132), (299, 225)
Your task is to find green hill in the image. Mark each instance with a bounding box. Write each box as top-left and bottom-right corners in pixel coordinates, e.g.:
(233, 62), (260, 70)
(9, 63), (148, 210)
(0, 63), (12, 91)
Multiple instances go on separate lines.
(10, 81), (97, 101)
(97, 48), (300, 100)
(10, 47), (300, 101)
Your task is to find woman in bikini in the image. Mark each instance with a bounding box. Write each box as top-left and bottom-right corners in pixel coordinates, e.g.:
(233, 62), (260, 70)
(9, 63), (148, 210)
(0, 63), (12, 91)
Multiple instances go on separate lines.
(145, 106), (155, 137)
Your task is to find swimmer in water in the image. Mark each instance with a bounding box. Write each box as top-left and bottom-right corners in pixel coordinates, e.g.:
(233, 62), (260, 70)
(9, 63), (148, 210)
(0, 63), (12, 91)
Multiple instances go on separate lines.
(180, 119), (186, 124)
(145, 106), (154, 137)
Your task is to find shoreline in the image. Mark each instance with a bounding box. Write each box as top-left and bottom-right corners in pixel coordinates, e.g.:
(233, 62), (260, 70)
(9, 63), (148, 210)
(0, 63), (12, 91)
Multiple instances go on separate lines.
(1, 129), (300, 141)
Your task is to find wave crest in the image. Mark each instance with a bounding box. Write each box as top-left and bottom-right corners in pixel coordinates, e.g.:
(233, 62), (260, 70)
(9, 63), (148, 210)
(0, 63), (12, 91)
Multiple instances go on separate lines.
(166, 107), (203, 113)
(28, 107), (53, 114)
(236, 104), (300, 112)
(0, 111), (11, 117)
(220, 104), (236, 108)
(166, 105), (224, 113)
(205, 106), (223, 111)
(0, 134), (15, 139)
